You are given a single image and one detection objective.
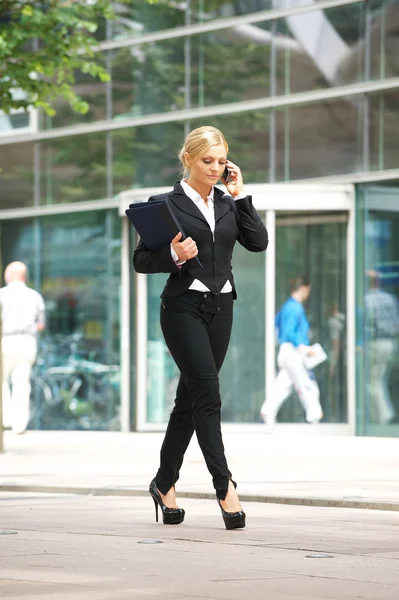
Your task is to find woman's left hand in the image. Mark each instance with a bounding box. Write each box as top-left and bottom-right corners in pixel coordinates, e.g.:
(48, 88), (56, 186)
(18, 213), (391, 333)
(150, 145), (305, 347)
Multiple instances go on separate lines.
(223, 160), (244, 198)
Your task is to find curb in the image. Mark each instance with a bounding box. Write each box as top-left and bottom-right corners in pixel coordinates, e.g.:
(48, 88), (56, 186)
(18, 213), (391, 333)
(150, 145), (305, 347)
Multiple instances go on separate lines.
(1, 484), (398, 512)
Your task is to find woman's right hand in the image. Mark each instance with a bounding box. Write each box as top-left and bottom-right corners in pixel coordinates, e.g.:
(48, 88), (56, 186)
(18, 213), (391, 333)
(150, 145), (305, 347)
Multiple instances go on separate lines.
(172, 232), (198, 261)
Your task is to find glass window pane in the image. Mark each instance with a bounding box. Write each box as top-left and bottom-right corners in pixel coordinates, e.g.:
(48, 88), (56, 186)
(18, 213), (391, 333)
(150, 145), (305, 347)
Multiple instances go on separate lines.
(359, 186), (399, 437)
(190, 111), (270, 183)
(112, 122), (185, 193)
(370, 0), (398, 82)
(39, 133), (107, 204)
(274, 212), (348, 424)
(0, 211), (122, 431)
(0, 111), (30, 133)
(0, 218), (37, 281)
(276, 95), (363, 180)
(190, 4), (365, 108)
(147, 274), (178, 424)
(220, 237), (266, 422)
(370, 90), (399, 172)
(40, 57), (107, 130)
(190, 23), (272, 108)
(276, 4), (365, 96)
(114, 112), (270, 193)
(196, 1), (337, 21)
(0, 142), (34, 208)
(109, 1), (185, 41)
(110, 41), (185, 120)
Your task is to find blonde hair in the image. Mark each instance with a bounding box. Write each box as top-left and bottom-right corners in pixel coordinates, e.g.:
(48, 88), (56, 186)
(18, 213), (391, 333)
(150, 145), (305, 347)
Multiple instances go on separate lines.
(178, 126), (228, 176)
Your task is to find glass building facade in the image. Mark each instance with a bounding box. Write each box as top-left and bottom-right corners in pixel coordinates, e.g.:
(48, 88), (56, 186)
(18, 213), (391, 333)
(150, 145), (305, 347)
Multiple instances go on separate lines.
(0, 0), (398, 436)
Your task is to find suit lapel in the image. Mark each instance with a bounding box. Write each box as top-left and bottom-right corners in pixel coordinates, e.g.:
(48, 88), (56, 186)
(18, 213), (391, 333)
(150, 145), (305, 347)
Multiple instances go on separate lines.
(168, 182), (231, 225)
(214, 188), (232, 223)
(168, 182), (207, 224)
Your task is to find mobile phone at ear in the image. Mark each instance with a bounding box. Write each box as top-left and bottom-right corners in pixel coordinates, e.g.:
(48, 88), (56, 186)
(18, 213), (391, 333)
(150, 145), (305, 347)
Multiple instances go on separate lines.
(223, 166), (233, 184)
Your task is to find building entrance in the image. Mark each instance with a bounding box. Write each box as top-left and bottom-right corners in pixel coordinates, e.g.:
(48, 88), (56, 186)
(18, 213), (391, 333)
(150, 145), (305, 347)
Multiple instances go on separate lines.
(120, 183), (355, 434)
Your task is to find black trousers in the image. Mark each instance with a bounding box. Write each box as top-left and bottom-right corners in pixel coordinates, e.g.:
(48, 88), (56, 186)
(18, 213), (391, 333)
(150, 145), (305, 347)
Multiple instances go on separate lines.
(155, 290), (234, 500)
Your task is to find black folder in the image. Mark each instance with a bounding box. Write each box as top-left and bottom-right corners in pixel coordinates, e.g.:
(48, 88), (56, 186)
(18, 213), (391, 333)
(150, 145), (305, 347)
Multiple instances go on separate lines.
(125, 199), (202, 268)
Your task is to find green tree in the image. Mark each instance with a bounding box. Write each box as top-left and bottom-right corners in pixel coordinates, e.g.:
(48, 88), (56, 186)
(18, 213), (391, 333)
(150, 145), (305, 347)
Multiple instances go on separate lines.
(0, 0), (160, 116)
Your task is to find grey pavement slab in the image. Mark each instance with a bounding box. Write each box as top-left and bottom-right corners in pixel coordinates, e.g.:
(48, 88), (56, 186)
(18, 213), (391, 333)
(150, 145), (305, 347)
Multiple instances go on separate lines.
(0, 493), (399, 599)
(0, 430), (398, 510)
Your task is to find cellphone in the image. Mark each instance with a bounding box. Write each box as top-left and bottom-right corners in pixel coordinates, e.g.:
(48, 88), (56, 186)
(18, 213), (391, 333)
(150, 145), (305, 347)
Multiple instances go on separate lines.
(223, 166), (234, 184)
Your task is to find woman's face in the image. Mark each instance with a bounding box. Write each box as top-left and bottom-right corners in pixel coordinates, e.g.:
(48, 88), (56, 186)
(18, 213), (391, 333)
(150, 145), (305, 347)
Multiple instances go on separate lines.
(186, 144), (227, 187)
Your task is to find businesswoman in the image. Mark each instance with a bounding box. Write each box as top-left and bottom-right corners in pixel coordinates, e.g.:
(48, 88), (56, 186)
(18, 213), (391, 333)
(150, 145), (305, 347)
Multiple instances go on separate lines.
(133, 126), (268, 529)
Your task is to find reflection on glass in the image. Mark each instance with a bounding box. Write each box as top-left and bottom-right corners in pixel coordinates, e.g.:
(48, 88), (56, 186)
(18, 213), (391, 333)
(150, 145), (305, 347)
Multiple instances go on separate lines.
(370, 89), (399, 172)
(35, 0), (397, 134)
(40, 57), (107, 130)
(197, 1), (331, 21)
(275, 213), (347, 423)
(111, 41), (185, 120)
(276, 96), (363, 181)
(112, 122), (185, 193)
(147, 274), (178, 424)
(35, 0), (397, 136)
(0, 218), (37, 280)
(109, 1), (185, 41)
(0, 142), (34, 208)
(190, 112), (270, 183)
(39, 133), (107, 204)
(191, 24), (272, 107)
(98, 0), (361, 41)
(359, 186), (399, 436)
(369, 0), (399, 82)
(364, 269), (399, 425)
(190, 4), (365, 107)
(276, 4), (364, 96)
(195, 0), (390, 98)
(220, 239), (265, 422)
(0, 211), (121, 431)
(0, 111), (30, 133)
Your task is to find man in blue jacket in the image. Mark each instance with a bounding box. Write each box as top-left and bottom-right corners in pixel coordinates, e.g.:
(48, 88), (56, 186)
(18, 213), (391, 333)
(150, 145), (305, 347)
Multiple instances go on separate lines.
(260, 276), (323, 426)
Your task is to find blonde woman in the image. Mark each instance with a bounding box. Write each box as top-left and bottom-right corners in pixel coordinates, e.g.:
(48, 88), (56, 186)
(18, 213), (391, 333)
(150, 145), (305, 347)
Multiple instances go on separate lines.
(134, 126), (268, 529)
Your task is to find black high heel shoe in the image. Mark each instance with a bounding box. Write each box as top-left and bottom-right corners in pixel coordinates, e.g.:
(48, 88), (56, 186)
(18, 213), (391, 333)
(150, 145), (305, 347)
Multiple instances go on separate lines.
(149, 478), (185, 525)
(217, 481), (246, 530)
(217, 498), (246, 530)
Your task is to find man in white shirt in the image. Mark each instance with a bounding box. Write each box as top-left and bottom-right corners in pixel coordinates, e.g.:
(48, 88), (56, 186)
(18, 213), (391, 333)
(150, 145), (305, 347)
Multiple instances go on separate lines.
(364, 270), (399, 425)
(0, 261), (45, 434)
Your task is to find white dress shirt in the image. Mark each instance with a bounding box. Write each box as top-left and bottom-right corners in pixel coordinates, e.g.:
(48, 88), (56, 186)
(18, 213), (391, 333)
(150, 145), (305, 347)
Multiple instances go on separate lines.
(171, 180), (246, 294)
(0, 281), (45, 338)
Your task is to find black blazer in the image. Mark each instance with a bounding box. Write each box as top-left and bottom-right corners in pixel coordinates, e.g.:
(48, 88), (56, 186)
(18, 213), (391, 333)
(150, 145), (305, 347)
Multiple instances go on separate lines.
(133, 182), (268, 299)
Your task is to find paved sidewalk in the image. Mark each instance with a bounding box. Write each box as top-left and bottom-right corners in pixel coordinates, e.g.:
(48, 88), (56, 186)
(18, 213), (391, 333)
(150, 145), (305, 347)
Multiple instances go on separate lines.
(0, 429), (398, 510)
(2, 492), (399, 599)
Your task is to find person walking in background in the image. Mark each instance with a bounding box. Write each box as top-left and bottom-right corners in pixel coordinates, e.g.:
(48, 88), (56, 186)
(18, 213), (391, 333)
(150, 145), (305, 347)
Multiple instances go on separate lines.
(134, 126), (268, 529)
(260, 275), (323, 426)
(327, 300), (346, 421)
(328, 300), (346, 380)
(0, 261), (45, 434)
(364, 270), (399, 425)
